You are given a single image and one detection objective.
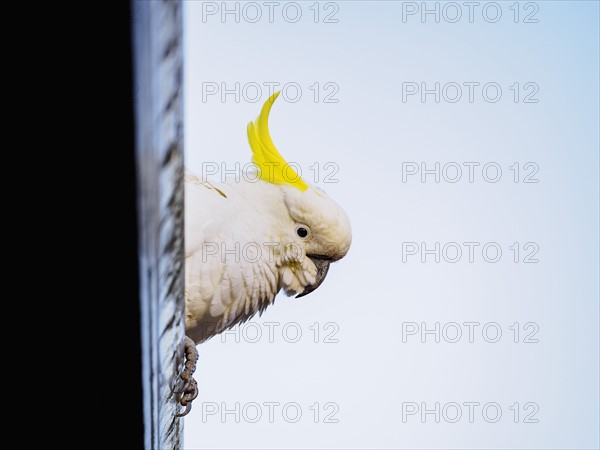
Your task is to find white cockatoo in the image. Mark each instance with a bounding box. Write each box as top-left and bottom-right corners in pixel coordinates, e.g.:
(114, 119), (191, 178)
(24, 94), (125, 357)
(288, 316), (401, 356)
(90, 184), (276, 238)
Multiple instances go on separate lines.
(185, 91), (352, 343)
(177, 92), (351, 414)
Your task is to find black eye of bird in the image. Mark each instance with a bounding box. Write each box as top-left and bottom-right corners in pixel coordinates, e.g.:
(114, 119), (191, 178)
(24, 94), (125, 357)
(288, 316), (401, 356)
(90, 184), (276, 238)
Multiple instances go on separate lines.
(296, 227), (308, 238)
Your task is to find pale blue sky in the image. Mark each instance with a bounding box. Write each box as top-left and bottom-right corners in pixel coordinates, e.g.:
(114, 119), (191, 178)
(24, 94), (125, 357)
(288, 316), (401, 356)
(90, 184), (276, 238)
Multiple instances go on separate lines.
(183, 2), (599, 448)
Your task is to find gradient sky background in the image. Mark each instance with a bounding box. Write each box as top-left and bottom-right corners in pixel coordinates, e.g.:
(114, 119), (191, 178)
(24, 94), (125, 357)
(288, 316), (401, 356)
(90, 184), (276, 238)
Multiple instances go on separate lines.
(183, 1), (599, 448)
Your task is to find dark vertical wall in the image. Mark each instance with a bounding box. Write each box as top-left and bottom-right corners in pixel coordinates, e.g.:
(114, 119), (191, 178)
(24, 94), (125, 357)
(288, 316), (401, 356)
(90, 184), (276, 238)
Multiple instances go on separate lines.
(125, 1), (145, 446)
(44, 2), (184, 447)
(131, 1), (186, 448)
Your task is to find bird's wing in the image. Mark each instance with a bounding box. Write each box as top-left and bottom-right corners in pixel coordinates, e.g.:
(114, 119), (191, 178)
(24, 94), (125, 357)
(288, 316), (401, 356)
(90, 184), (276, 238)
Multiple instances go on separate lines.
(184, 175), (280, 343)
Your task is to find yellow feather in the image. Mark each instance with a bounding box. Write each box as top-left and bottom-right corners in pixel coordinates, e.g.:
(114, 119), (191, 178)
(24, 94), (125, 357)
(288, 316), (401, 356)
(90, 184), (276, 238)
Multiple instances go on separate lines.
(247, 91), (308, 191)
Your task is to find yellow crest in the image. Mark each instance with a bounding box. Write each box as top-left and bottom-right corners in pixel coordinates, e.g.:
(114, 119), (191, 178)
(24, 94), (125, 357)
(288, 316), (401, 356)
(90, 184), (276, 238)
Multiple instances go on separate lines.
(247, 91), (308, 191)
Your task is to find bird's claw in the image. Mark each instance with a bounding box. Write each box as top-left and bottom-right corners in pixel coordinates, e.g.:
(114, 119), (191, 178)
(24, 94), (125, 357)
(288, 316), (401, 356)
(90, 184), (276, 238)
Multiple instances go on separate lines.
(173, 376), (191, 395)
(175, 336), (199, 417)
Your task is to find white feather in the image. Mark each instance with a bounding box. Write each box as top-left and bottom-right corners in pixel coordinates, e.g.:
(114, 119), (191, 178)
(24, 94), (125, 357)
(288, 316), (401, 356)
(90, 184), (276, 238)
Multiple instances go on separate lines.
(184, 172), (352, 344)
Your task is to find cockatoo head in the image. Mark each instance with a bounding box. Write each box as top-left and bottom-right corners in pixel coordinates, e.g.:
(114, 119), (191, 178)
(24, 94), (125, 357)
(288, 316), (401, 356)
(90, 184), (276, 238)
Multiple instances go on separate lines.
(247, 91), (352, 298)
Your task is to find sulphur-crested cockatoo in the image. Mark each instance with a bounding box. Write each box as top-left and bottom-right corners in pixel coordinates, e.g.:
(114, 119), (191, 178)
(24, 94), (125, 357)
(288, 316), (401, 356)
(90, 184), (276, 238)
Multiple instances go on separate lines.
(177, 92), (351, 414)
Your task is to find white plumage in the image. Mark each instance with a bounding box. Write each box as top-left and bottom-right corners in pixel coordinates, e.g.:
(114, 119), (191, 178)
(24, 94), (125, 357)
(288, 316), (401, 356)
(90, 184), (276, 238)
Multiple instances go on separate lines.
(185, 93), (352, 344)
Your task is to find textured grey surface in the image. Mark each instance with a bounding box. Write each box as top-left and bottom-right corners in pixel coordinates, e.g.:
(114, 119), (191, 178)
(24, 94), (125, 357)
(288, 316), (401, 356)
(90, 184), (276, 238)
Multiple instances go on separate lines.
(132, 1), (185, 448)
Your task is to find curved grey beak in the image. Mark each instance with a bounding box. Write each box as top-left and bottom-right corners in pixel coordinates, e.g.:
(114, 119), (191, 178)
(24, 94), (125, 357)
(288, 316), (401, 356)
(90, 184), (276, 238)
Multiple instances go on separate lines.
(296, 256), (331, 298)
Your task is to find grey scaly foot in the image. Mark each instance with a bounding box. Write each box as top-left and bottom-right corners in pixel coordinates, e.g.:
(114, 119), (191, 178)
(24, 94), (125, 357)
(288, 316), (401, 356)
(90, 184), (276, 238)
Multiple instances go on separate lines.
(176, 336), (199, 417)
